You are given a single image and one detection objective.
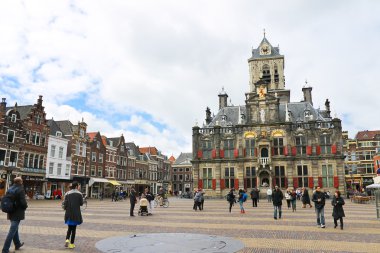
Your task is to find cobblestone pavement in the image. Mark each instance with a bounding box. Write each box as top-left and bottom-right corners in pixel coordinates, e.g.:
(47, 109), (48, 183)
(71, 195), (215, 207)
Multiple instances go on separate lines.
(0, 197), (379, 252)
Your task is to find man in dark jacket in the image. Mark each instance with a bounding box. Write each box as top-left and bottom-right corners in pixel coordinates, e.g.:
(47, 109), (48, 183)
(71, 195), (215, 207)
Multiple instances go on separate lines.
(272, 186), (283, 220)
(312, 186), (326, 228)
(129, 187), (137, 217)
(250, 188), (259, 207)
(2, 177), (27, 253)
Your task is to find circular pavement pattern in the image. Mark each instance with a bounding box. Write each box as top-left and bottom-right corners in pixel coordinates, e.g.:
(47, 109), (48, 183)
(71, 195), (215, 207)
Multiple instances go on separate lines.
(95, 233), (245, 253)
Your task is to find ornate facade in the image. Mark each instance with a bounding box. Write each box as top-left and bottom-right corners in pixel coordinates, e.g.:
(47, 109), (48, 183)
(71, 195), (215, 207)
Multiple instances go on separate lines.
(192, 35), (345, 197)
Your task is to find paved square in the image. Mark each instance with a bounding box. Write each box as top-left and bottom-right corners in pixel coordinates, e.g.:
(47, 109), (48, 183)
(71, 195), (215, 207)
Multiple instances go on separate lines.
(0, 197), (379, 252)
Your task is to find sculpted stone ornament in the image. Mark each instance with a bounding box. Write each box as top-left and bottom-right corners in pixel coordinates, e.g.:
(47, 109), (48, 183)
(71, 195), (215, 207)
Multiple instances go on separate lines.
(260, 109), (266, 123)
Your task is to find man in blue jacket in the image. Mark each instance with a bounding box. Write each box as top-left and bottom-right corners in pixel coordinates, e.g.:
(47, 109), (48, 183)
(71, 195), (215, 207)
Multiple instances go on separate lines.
(2, 177), (28, 253)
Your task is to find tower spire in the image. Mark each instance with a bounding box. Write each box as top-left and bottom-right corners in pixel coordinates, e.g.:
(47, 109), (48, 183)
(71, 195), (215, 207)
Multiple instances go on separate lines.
(263, 28), (266, 38)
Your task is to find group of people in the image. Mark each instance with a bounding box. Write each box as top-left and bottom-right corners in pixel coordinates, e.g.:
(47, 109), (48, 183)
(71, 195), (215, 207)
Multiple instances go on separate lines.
(193, 188), (205, 210)
(225, 185), (346, 229)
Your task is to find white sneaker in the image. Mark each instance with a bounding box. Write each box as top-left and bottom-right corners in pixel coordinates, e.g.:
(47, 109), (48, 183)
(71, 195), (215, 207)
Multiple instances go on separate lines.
(321, 225), (325, 228)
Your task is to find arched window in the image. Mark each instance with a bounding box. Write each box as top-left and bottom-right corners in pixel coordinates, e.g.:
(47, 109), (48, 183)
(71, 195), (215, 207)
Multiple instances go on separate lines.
(262, 65), (271, 83)
(274, 64), (279, 83)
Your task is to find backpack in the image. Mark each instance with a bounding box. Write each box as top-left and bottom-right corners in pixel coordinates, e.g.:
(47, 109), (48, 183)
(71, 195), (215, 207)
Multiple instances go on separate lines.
(1, 187), (17, 213)
(243, 193), (248, 202)
(226, 193), (232, 202)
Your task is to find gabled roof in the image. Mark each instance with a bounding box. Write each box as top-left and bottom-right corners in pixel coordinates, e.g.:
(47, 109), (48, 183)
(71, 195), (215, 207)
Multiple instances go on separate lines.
(55, 120), (74, 136)
(248, 36), (282, 61)
(108, 137), (121, 147)
(101, 136), (107, 146)
(125, 142), (140, 157)
(356, 130), (380, 140)
(207, 105), (246, 127)
(169, 155), (176, 162)
(139, 147), (158, 156)
(87, 132), (97, 141)
(47, 119), (66, 138)
(174, 153), (192, 165)
(6, 105), (34, 120)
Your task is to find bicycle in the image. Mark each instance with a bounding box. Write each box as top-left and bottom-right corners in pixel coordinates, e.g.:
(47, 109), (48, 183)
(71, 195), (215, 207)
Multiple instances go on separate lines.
(153, 195), (169, 208)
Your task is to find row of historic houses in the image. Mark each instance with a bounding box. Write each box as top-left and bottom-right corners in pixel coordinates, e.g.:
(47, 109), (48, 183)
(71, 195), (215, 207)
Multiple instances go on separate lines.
(0, 96), (171, 199)
(191, 35), (346, 197)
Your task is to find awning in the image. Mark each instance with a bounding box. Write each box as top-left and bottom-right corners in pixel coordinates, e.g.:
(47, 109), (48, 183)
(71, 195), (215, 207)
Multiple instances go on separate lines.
(108, 180), (121, 186)
(89, 177), (109, 187)
(117, 180), (134, 185)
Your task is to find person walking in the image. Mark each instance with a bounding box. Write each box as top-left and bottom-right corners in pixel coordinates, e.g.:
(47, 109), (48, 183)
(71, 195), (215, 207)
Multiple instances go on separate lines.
(144, 187), (154, 215)
(63, 181), (83, 249)
(250, 188), (259, 207)
(301, 187), (313, 208)
(2, 177), (27, 253)
(238, 189), (247, 214)
(312, 186), (326, 228)
(129, 187), (137, 217)
(272, 186), (283, 220)
(291, 189), (297, 212)
(226, 188), (236, 213)
(267, 188), (272, 202)
(285, 190), (291, 209)
(332, 190), (345, 230)
(193, 189), (202, 211)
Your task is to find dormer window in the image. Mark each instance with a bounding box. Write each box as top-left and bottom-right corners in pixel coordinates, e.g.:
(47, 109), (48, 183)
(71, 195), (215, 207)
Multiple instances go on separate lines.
(79, 129), (84, 138)
(109, 140), (113, 147)
(241, 114), (246, 120)
(221, 115), (227, 121)
(11, 114), (17, 122)
(304, 110), (311, 117)
(120, 145), (124, 152)
(56, 131), (62, 137)
(35, 115), (41, 125)
(96, 141), (100, 149)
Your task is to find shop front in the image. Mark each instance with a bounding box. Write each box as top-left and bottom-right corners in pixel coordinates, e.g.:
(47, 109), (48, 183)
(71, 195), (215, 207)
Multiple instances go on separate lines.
(89, 177), (109, 199)
(22, 174), (46, 199)
(46, 178), (72, 199)
(135, 180), (149, 195)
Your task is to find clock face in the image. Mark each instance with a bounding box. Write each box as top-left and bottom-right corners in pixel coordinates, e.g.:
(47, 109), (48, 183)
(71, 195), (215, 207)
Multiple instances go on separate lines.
(260, 44), (271, 55)
(257, 85), (267, 98)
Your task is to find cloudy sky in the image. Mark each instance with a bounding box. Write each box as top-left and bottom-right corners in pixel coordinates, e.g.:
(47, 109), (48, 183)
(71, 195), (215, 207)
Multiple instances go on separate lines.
(1, 0), (379, 157)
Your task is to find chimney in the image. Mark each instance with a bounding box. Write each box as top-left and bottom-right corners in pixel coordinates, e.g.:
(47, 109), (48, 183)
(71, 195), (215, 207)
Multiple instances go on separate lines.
(302, 87), (313, 105)
(0, 98), (7, 118)
(37, 95), (43, 107)
(325, 99), (331, 118)
(218, 88), (228, 110)
(205, 107), (212, 124)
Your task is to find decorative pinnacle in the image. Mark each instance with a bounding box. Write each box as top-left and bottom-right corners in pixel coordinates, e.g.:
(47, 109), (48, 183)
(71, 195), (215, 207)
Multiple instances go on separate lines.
(263, 28), (266, 38)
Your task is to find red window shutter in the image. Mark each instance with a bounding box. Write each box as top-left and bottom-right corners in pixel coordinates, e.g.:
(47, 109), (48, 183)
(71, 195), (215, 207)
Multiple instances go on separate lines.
(197, 150), (203, 159)
(284, 177), (288, 188)
(271, 147), (275, 156)
(234, 149), (239, 158)
(220, 149), (225, 158)
(293, 177), (298, 188)
(254, 148), (258, 157)
(333, 176), (339, 188)
(316, 146), (321, 155)
(198, 179), (203, 189)
(291, 146), (297, 156)
(284, 146), (288, 156)
(272, 178), (277, 187)
(220, 179), (225, 190)
(234, 179), (239, 189)
(318, 177), (323, 188)
(308, 177), (314, 188)
(306, 146), (312, 155)
(212, 179), (216, 190)
(332, 145), (337, 154)
(243, 148), (246, 157)
(211, 149), (216, 159)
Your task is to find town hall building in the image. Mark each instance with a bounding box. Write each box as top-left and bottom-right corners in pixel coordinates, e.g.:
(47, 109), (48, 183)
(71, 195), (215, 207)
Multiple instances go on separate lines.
(192, 35), (345, 197)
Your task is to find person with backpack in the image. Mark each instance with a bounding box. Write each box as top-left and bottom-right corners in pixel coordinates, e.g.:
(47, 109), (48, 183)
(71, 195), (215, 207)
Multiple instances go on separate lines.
(238, 189), (247, 214)
(2, 177), (28, 253)
(226, 188), (236, 213)
(63, 181), (83, 249)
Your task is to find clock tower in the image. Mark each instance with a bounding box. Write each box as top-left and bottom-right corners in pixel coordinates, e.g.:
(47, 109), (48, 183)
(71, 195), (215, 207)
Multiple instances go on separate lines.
(248, 34), (285, 92)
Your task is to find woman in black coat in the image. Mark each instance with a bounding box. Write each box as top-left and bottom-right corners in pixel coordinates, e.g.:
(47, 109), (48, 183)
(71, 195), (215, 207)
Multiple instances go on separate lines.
(63, 182), (83, 249)
(331, 190), (345, 230)
(301, 187), (312, 208)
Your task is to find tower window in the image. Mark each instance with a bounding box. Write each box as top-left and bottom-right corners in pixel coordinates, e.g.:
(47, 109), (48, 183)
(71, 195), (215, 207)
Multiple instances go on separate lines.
(262, 65), (271, 83)
(274, 64), (279, 83)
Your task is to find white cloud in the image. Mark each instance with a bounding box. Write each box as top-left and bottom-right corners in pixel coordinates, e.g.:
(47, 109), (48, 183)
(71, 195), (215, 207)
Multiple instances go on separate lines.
(1, 0), (380, 157)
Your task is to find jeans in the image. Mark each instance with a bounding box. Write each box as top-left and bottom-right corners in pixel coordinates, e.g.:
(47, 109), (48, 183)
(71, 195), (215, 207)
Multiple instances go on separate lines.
(267, 195), (272, 202)
(315, 207), (325, 225)
(2, 220), (21, 253)
(273, 205), (282, 218)
(239, 201), (244, 211)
